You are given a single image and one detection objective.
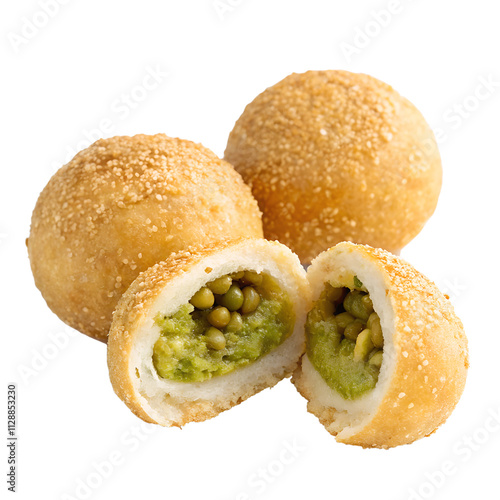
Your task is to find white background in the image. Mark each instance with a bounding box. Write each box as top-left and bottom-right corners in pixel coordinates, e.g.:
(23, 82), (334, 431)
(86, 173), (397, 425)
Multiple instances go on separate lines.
(2, 1), (499, 499)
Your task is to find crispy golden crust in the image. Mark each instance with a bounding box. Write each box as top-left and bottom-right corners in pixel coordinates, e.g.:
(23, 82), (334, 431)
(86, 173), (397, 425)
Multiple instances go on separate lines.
(28, 134), (263, 342)
(292, 243), (468, 448)
(225, 70), (442, 263)
(108, 237), (309, 426)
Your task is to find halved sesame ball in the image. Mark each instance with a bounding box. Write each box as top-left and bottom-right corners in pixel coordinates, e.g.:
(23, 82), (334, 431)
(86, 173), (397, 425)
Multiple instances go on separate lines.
(293, 242), (468, 448)
(107, 238), (310, 426)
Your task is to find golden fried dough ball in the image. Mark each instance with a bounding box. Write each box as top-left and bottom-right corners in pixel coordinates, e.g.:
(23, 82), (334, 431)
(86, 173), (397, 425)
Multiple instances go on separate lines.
(225, 70), (442, 263)
(28, 134), (263, 341)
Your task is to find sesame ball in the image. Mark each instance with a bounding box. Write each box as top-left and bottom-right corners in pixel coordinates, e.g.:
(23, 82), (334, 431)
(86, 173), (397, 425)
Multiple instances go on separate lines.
(28, 134), (263, 341)
(225, 70), (442, 263)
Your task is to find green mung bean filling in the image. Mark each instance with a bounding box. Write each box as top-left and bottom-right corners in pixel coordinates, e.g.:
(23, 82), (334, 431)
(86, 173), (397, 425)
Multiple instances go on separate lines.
(306, 276), (384, 400)
(152, 271), (295, 382)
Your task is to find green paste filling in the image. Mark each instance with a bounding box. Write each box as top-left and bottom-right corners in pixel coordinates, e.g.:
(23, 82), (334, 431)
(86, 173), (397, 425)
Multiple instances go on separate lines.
(152, 272), (294, 382)
(306, 276), (384, 400)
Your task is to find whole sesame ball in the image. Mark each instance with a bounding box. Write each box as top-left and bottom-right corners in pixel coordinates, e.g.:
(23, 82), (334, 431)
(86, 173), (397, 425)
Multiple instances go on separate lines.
(28, 134), (263, 342)
(224, 70), (442, 263)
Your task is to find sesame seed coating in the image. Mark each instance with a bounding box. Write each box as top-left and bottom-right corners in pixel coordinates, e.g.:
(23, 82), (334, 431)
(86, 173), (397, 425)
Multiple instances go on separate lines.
(28, 134), (263, 342)
(225, 70), (442, 263)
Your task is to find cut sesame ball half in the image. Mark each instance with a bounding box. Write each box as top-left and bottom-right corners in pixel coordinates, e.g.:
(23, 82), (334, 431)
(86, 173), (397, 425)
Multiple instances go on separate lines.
(108, 238), (311, 427)
(292, 242), (468, 448)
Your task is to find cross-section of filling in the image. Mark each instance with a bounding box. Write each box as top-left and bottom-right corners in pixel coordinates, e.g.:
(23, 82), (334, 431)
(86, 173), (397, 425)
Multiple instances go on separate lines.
(306, 276), (384, 400)
(152, 271), (295, 382)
